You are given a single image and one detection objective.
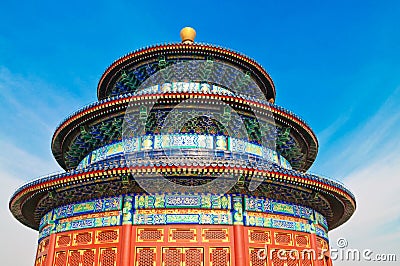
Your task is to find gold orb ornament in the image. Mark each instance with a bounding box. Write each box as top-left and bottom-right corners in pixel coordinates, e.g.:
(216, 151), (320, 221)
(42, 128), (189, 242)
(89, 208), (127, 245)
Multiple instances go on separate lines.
(180, 27), (196, 44)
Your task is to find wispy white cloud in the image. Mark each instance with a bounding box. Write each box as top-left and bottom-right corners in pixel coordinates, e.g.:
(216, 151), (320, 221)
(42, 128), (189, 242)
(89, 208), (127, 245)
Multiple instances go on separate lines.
(330, 152), (400, 265)
(317, 109), (353, 146)
(0, 140), (61, 182)
(322, 87), (400, 265)
(0, 139), (61, 266)
(0, 66), (86, 161)
(0, 68), (68, 265)
(1, 172), (37, 266)
(312, 87), (400, 178)
(0, 67), (59, 131)
(0, 141), (59, 266)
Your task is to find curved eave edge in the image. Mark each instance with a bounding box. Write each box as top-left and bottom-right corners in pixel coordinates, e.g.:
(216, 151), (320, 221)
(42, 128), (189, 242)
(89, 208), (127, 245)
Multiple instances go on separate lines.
(9, 164), (355, 230)
(96, 42), (276, 100)
(51, 93), (318, 171)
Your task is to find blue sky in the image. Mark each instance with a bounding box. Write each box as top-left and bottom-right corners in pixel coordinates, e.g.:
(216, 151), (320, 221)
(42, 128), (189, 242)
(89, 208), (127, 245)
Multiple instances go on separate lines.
(1, 1), (399, 265)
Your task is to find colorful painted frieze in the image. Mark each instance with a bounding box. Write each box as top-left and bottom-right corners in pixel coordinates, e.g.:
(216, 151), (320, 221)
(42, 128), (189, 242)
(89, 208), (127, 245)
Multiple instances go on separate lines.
(315, 225), (329, 240)
(134, 194), (231, 210)
(39, 210), (54, 230)
(315, 211), (328, 230)
(53, 196), (122, 220)
(38, 224), (53, 240)
(77, 134), (292, 169)
(133, 209), (232, 225)
(245, 212), (312, 233)
(55, 211), (122, 234)
(244, 196), (314, 221)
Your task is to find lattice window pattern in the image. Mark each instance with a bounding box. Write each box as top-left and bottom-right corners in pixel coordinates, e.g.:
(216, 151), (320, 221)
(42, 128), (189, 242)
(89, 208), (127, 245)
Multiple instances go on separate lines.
(250, 230), (270, 243)
(163, 248), (182, 266)
(38, 238), (50, 253)
(204, 230), (226, 241)
(82, 249), (95, 266)
(41, 255), (47, 266)
(316, 239), (323, 249)
(275, 233), (292, 245)
(172, 230), (195, 241)
(180, 116), (229, 136)
(210, 248), (229, 266)
(287, 253), (299, 266)
(316, 238), (328, 250)
(295, 235), (309, 247)
(68, 250), (81, 266)
(76, 232), (92, 245)
(98, 230), (118, 242)
(301, 256), (313, 266)
(184, 248), (203, 266)
(139, 229), (162, 241)
(99, 248), (117, 266)
(43, 239), (49, 250)
(57, 235), (71, 247)
(250, 248), (267, 266)
(136, 248), (155, 266)
(55, 252), (67, 266)
(271, 250), (285, 266)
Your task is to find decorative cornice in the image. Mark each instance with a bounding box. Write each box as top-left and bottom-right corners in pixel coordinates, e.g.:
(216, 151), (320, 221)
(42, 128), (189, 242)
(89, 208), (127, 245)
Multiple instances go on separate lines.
(96, 43), (276, 100)
(51, 92), (318, 171)
(10, 159), (355, 231)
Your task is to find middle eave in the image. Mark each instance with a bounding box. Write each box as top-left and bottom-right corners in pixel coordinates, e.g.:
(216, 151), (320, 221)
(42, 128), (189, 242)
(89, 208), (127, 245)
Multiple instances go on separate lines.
(51, 93), (318, 171)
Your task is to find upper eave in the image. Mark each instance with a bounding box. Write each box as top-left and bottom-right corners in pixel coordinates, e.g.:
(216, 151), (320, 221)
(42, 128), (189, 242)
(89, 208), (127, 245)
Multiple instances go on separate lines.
(97, 43), (276, 101)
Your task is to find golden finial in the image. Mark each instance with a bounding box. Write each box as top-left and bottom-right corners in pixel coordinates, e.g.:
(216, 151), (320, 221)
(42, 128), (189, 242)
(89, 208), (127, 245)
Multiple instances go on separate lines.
(180, 27), (196, 44)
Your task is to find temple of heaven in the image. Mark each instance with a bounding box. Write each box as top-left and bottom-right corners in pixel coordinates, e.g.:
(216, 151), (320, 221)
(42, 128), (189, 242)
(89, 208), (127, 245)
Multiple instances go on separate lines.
(9, 27), (356, 266)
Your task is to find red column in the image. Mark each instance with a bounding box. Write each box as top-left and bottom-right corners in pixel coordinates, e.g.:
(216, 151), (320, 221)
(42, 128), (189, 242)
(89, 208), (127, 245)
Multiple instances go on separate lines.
(309, 224), (320, 266)
(45, 233), (56, 266)
(233, 225), (246, 266)
(121, 224), (132, 266)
